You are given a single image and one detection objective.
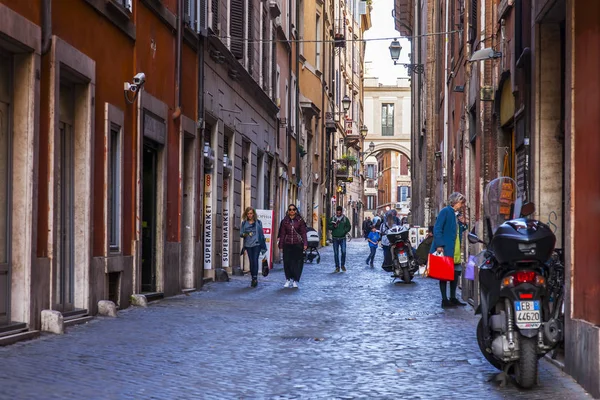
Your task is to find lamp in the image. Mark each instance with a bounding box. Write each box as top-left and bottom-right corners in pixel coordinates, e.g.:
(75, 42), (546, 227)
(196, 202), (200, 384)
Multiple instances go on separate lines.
(389, 39), (402, 63)
(342, 95), (351, 112)
(360, 125), (368, 138)
(389, 39), (425, 74)
(469, 47), (502, 62)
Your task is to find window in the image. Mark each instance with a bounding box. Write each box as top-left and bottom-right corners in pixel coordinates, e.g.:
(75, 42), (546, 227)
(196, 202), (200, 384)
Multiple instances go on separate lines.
(366, 164), (375, 179)
(316, 14), (321, 70)
(109, 125), (121, 252)
(230, 0), (245, 59)
(398, 186), (410, 202)
(210, 0), (219, 33)
(183, 0), (196, 28)
(381, 103), (394, 136)
(367, 195), (375, 210)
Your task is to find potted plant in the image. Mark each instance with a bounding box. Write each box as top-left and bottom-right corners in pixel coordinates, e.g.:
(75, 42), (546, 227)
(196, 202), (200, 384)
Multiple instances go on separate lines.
(341, 153), (358, 164)
(298, 144), (307, 158)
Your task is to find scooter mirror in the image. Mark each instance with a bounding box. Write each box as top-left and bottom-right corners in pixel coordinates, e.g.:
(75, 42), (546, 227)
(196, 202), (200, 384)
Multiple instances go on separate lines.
(521, 202), (535, 217)
(468, 232), (482, 244)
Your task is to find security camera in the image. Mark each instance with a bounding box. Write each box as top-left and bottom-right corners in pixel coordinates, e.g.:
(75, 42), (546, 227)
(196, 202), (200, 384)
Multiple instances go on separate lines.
(129, 84), (138, 93)
(133, 72), (146, 86)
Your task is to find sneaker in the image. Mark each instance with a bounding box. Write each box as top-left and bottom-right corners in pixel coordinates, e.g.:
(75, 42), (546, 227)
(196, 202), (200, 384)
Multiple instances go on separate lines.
(334, 267), (340, 273)
(366, 259), (370, 265)
(292, 280), (298, 288)
(370, 262), (374, 268)
(251, 278), (258, 288)
(450, 298), (467, 306)
(341, 266), (347, 272)
(284, 279), (291, 288)
(441, 299), (453, 309)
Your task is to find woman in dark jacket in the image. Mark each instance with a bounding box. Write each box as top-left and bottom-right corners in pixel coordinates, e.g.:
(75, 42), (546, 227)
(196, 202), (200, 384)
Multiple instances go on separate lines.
(277, 204), (308, 288)
(430, 192), (469, 308)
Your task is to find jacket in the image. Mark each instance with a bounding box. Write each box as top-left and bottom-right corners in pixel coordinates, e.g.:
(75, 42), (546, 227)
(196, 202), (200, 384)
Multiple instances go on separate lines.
(277, 216), (308, 248)
(240, 219), (267, 251)
(430, 205), (468, 257)
(327, 215), (351, 238)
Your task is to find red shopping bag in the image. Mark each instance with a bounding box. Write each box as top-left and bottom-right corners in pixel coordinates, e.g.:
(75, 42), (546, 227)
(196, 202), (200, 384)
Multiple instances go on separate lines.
(427, 253), (455, 281)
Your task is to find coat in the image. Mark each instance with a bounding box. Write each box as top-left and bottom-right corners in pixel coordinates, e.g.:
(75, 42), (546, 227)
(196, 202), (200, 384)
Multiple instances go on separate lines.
(327, 215), (351, 238)
(240, 219), (267, 251)
(277, 216), (308, 248)
(430, 205), (468, 257)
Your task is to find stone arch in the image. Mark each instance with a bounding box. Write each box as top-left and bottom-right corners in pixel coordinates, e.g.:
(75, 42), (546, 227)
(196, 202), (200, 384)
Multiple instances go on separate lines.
(366, 142), (411, 160)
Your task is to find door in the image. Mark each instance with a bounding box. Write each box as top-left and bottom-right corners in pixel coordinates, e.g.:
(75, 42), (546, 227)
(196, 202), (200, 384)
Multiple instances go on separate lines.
(55, 121), (75, 312)
(141, 141), (158, 293)
(0, 63), (10, 325)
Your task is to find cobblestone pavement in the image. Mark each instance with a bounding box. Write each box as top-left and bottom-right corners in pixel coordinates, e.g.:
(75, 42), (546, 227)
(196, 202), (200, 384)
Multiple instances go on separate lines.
(0, 240), (592, 400)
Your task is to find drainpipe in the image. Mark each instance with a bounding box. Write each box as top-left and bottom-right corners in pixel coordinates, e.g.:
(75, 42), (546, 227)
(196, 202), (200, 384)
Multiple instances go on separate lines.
(172, 0), (183, 120)
(295, 0), (301, 191)
(41, 0), (52, 55)
(442, 0), (450, 199)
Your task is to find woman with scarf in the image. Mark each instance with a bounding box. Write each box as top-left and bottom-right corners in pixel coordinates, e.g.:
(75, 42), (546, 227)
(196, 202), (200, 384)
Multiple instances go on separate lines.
(277, 204), (308, 288)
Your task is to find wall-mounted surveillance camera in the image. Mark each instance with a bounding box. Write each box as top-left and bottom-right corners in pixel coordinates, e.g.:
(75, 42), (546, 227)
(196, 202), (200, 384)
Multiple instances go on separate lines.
(124, 82), (138, 93)
(133, 72), (146, 86)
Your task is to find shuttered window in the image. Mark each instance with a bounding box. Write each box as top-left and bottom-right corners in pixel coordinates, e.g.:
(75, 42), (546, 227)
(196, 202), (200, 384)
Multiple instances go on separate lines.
(230, 0), (244, 59)
(262, 8), (269, 91)
(247, 0), (254, 75)
(211, 0), (219, 33)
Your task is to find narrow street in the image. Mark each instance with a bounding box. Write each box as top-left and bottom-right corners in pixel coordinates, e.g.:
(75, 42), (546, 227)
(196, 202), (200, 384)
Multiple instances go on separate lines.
(0, 241), (590, 400)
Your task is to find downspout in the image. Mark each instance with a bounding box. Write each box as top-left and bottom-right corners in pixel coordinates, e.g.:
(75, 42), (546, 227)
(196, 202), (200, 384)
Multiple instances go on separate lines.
(442, 0), (450, 199)
(172, 0), (183, 119)
(41, 0), (52, 55)
(295, 0), (301, 188)
(287, 0), (293, 204)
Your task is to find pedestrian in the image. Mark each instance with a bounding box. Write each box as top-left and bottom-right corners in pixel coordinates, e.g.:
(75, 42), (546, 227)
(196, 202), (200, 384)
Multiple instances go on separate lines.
(379, 210), (398, 270)
(362, 216), (372, 239)
(372, 213), (381, 229)
(430, 192), (469, 308)
(365, 224), (380, 267)
(415, 225), (434, 265)
(328, 206), (351, 272)
(277, 204), (308, 288)
(240, 207), (267, 288)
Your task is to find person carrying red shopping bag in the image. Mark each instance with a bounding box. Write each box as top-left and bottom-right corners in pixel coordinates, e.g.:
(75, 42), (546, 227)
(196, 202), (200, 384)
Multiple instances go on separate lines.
(429, 192), (469, 309)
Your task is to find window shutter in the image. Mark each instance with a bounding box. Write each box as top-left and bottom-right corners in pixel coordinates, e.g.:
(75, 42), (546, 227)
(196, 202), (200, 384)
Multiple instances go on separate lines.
(199, 0), (207, 31)
(211, 0), (219, 33)
(230, 0), (244, 59)
(262, 8), (269, 91)
(272, 28), (277, 98)
(248, 0), (254, 75)
(469, 0), (477, 44)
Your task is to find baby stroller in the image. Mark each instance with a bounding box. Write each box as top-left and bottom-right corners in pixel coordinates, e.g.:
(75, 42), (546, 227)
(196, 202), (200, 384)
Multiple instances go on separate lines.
(304, 228), (321, 264)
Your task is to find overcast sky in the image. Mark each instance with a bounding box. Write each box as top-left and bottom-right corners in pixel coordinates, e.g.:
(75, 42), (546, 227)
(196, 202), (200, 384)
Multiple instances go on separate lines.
(364, 0), (411, 84)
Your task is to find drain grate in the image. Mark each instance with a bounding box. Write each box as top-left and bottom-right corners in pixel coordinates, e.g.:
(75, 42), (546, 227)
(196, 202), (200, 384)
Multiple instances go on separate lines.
(280, 336), (326, 342)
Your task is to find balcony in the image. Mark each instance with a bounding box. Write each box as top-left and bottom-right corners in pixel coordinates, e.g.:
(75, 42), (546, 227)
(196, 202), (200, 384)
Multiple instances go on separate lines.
(335, 165), (353, 182)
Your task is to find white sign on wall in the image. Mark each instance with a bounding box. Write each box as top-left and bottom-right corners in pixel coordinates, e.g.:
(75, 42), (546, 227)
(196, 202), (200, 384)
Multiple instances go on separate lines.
(204, 173), (213, 270)
(222, 178), (230, 268)
(256, 209), (274, 267)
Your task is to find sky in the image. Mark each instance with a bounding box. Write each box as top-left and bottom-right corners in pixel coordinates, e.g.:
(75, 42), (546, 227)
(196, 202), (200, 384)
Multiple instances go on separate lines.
(363, 0), (412, 84)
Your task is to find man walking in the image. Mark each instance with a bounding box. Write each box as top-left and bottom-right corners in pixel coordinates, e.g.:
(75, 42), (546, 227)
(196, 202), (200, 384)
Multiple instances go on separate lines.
(362, 216), (372, 239)
(328, 206), (351, 272)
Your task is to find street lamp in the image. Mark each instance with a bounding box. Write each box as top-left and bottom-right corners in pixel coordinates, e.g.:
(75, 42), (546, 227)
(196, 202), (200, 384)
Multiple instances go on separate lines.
(369, 141), (375, 153)
(389, 39), (425, 75)
(360, 125), (368, 138)
(341, 95), (351, 113)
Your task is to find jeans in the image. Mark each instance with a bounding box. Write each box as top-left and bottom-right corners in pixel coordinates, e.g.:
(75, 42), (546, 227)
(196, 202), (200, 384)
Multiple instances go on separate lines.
(366, 246), (377, 264)
(439, 269), (462, 300)
(245, 246), (261, 279)
(332, 237), (346, 268)
(381, 245), (392, 268)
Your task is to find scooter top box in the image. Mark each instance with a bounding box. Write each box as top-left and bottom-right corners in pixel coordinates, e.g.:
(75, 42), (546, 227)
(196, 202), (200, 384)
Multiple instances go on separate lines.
(490, 218), (555, 264)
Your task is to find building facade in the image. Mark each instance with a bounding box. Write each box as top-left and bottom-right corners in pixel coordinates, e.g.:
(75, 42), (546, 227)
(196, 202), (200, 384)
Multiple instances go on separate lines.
(398, 0), (600, 396)
(362, 77), (411, 218)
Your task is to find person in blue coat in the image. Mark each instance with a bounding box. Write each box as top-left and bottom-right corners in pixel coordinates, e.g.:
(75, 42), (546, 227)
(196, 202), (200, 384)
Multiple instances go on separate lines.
(430, 192), (469, 308)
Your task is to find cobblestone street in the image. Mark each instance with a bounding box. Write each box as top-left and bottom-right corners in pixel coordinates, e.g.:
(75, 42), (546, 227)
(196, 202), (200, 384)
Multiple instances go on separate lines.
(0, 240), (591, 400)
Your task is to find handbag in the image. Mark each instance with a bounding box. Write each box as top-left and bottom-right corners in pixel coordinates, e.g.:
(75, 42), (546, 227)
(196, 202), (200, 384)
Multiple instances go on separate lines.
(261, 257), (269, 277)
(427, 252), (455, 281)
(465, 255), (476, 281)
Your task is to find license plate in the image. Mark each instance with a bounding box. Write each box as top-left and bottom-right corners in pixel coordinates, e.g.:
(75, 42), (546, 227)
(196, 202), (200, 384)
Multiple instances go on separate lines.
(515, 300), (541, 329)
(398, 253), (408, 262)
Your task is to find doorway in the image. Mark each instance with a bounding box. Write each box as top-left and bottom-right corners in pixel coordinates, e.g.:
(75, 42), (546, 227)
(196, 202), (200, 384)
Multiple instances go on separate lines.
(141, 141), (158, 293)
(0, 53), (11, 326)
(181, 133), (195, 289)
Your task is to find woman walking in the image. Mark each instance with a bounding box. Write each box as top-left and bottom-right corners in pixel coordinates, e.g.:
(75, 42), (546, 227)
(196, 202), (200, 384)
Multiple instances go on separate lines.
(277, 204), (308, 288)
(430, 192), (469, 308)
(240, 207), (267, 288)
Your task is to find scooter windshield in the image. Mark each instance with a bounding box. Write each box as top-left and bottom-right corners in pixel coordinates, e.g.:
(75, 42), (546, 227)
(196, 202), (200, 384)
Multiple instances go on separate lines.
(483, 177), (522, 234)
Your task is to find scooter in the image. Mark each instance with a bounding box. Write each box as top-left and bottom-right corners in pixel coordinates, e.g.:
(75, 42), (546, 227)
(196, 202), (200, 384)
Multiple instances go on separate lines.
(382, 225), (418, 283)
(469, 177), (563, 388)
